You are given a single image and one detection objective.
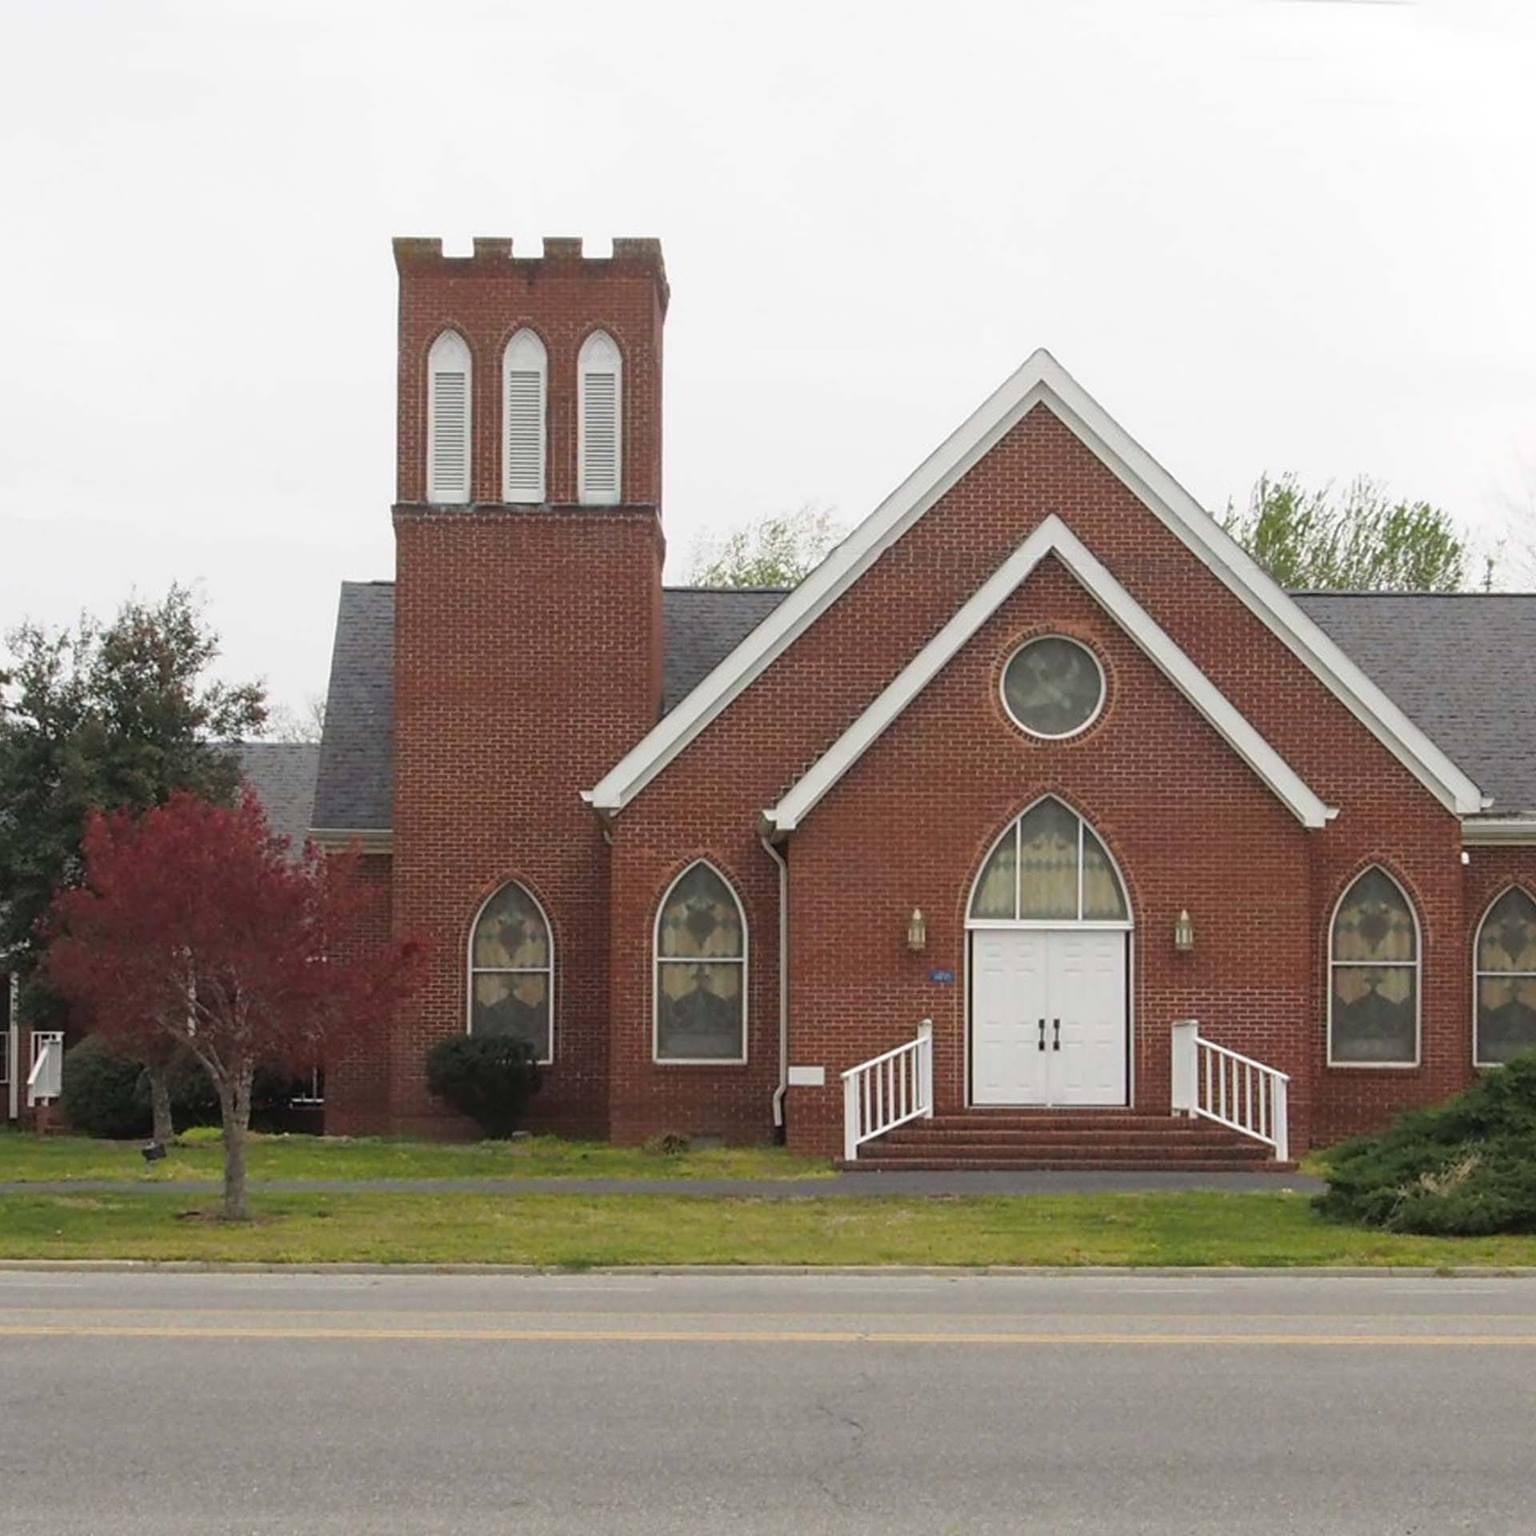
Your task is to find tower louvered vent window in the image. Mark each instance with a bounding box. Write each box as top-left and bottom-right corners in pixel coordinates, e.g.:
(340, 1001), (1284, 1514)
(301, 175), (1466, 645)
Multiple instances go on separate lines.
(578, 330), (623, 505)
(427, 330), (472, 503)
(502, 329), (547, 503)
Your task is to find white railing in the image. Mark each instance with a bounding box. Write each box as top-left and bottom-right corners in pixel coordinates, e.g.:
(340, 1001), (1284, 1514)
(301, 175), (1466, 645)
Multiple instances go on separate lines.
(841, 1019), (934, 1162)
(26, 1030), (64, 1108)
(1171, 1019), (1289, 1163)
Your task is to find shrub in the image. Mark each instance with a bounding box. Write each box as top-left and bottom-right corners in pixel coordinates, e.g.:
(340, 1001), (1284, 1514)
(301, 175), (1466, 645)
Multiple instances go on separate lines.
(425, 1035), (541, 1138)
(1315, 1052), (1536, 1235)
(61, 1036), (150, 1139)
(643, 1132), (692, 1157)
(60, 1038), (306, 1141)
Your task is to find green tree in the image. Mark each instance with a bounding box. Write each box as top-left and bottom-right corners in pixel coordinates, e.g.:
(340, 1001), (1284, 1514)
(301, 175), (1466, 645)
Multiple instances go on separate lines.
(0, 586), (265, 1136)
(1222, 473), (1468, 592)
(690, 504), (844, 588)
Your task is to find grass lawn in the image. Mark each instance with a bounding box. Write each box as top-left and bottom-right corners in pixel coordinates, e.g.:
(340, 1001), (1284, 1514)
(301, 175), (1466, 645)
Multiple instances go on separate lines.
(1, 1189), (1534, 1267)
(0, 1130), (832, 1184)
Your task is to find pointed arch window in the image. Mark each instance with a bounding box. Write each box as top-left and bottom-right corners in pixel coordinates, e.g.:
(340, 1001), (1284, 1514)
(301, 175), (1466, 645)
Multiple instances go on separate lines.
(469, 882), (553, 1063)
(1329, 867), (1419, 1067)
(578, 330), (622, 505)
(502, 329), (547, 503)
(427, 330), (472, 504)
(1474, 888), (1536, 1067)
(654, 862), (747, 1062)
(969, 798), (1128, 923)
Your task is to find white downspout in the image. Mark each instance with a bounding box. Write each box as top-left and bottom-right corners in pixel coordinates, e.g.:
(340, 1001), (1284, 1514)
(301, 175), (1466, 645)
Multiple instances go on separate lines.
(759, 833), (789, 1131)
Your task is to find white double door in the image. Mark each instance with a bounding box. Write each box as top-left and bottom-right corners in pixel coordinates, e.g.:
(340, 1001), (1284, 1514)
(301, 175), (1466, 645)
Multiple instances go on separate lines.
(971, 928), (1128, 1106)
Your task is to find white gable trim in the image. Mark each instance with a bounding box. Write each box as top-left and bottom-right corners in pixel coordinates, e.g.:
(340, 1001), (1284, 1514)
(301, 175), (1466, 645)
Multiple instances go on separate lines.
(764, 516), (1335, 834)
(586, 349), (1485, 817)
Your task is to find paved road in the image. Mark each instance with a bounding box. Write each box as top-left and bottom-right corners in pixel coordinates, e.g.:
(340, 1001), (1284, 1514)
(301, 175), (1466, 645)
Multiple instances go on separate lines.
(2, 1270), (1532, 1534)
(0, 1168), (1323, 1196)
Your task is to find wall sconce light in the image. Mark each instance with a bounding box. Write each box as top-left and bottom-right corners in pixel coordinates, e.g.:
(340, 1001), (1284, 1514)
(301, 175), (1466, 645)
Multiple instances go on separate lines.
(1173, 909), (1195, 953)
(907, 907), (927, 952)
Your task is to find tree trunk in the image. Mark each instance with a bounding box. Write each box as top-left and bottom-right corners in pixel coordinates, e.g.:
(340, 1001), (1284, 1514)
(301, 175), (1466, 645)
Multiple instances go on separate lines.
(218, 1063), (255, 1222)
(147, 1062), (175, 1146)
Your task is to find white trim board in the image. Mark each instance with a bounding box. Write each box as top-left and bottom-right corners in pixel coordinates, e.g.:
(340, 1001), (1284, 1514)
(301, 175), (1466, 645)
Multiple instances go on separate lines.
(763, 517), (1335, 834)
(585, 349), (1485, 818)
(309, 827), (394, 854)
(1462, 819), (1536, 847)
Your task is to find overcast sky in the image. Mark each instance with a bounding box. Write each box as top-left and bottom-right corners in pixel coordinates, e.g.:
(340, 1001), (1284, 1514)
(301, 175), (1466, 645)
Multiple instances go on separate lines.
(3, 0), (1534, 722)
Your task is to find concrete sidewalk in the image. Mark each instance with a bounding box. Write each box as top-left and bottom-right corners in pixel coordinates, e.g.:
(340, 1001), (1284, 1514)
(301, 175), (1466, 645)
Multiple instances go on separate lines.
(0, 1168), (1324, 1198)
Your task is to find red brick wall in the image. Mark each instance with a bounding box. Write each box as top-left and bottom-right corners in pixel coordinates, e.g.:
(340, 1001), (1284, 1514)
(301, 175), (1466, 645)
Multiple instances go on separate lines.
(372, 255), (1534, 1154)
(388, 238), (667, 1138)
(607, 406), (1488, 1154)
(324, 852), (395, 1136)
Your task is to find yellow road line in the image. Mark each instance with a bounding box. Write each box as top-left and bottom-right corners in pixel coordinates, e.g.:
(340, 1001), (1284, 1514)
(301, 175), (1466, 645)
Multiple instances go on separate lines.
(4, 1308), (1533, 1321)
(2, 1324), (1534, 1346)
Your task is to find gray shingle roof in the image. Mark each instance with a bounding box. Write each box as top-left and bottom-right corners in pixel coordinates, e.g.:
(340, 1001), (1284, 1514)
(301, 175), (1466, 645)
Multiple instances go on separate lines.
(237, 742), (320, 851)
(662, 587), (790, 709)
(1296, 593), (1536, 816)
(312, 582), (396, 831)
(312, 580), (1536, 831)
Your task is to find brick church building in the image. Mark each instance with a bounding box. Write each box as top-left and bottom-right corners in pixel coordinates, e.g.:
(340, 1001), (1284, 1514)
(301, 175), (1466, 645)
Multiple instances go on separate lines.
(287, 235), (1536, 1167)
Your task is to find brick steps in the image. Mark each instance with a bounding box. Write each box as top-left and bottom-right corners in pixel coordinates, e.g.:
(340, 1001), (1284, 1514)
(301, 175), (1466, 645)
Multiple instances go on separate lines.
(921, 1113), (1187, 1132)
(842, 1157), (1298, 1173)
(862, 1140), (1270, 1161)
(879, 1127), (1256, 1147)
(844, 1110), (1282, 1173)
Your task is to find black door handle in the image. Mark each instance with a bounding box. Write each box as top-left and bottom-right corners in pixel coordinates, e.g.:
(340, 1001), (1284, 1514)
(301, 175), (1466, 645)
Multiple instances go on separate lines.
(1037, 1018), (1045, 1052)
(1052, 1018), (1061, 1051)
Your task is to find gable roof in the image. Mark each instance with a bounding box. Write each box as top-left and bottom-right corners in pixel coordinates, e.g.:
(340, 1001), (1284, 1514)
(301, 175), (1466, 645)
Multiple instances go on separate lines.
(765, 516), (1334, 834)
(662, 587), (790, 709)
(237, 742), (320, 851)
(1296, 593), (1536, 817)
(313, 581), (396, 832)
(312, 575), (1536, 839)
(585, 350), (1486, 818)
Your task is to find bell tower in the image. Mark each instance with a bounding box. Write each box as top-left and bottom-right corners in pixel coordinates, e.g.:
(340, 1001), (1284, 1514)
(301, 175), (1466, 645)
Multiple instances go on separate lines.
(388, 236), (669, 1137)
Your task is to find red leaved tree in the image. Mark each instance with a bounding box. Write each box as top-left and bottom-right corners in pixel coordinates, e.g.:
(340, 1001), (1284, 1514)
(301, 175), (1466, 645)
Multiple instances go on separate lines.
(47, 791), (420, 1219)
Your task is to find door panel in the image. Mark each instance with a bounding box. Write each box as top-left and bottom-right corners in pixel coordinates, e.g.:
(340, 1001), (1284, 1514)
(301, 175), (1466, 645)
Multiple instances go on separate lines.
(971, 929), (1051, 1105)
(1049, 929), (1128, 1106)
(970, 929), (1128, 1107)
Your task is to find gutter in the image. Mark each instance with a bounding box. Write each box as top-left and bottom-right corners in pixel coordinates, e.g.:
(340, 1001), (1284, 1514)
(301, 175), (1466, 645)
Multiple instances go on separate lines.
(758, 831), (789, 1133)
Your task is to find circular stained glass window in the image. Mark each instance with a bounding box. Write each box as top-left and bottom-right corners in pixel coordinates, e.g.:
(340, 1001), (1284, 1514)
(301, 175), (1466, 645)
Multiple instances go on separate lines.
(1001, 636), (1105, 739)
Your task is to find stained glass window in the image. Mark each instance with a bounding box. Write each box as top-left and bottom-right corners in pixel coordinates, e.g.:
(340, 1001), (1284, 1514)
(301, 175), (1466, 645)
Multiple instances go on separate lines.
(1082, 826), (1129, 922)
(1330, 868), (1418, 1065)
(968, 798), (1128, 923)
(469, 882), (553, 1061)
(971, 824), (1018, 919)
(1002, 636), (1105, 739)
(1018, 797), (1080, 919)
(1475, 888), (1536, 1067)
(656, 862), (747, 1062)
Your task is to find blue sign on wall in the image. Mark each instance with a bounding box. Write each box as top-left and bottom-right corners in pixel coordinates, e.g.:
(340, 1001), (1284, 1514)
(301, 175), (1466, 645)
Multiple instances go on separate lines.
(928, 969), (956, 984)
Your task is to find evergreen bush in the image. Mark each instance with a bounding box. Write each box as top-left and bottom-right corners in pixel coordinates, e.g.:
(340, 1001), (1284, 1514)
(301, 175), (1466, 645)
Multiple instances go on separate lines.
(1315, 1053), (1536, 1235)
(425, 1035), (541, 1138)
(60, 1036), (149, 1138)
